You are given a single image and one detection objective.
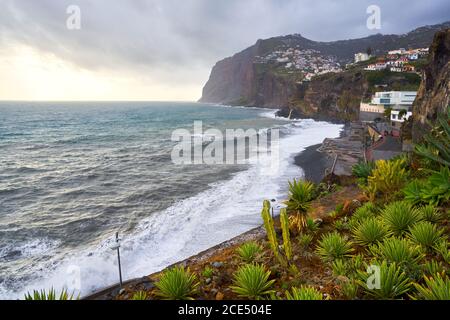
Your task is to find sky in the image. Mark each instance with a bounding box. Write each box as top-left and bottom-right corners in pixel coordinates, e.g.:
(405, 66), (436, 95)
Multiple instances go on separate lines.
(0, 0), (449, 101)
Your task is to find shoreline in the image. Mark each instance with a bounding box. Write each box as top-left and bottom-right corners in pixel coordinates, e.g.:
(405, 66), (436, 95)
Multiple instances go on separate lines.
(83, 117), (343, 300)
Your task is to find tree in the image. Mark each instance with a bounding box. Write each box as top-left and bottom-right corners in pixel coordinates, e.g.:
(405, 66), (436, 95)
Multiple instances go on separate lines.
(366, 47), (373, 56)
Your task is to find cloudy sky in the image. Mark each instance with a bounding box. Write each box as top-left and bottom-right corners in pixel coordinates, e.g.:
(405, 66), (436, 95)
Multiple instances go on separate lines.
(0, 0), (448, 101)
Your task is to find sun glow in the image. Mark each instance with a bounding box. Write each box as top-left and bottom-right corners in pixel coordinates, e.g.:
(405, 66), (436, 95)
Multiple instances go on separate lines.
(0, 45), (200, 101)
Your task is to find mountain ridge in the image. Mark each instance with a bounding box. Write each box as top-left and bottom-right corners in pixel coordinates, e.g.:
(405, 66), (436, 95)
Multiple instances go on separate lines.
(200, 21), (450, 110)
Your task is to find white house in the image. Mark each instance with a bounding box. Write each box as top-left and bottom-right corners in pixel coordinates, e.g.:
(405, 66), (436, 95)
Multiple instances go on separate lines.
(360, 91), (417, 123)
(391, 110), (413, 127)
(355, 52), (370, 63)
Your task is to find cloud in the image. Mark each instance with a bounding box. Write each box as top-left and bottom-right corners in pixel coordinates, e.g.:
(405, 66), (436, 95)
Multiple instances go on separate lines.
(0, 0), (449, 100)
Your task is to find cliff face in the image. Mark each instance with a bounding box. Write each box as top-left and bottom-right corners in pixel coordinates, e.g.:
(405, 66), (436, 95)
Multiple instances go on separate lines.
(413, 29), (450, 142)
(200, 22), (449, 121)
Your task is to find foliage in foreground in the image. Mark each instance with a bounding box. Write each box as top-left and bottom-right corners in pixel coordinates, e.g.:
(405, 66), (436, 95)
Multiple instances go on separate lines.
(381, 201), (422, 236)
(24, 288), (78, 300)
(285, 286), (323, 300)
(155, 266), (199, 300)
(237, 242), (263, 263)
(230, 264), (275, 300)
(316, 232), (353, 262)
(414, 274), (450, 300)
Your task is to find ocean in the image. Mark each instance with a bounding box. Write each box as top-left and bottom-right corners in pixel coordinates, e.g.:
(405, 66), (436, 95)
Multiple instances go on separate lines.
(0, 101), (343, 299)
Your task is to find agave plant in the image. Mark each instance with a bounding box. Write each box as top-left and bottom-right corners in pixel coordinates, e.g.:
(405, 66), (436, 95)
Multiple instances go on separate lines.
(155, 266), (199, 300)
(305, 217), (319, 233)
(421, 167), (450, 206)
(381, 201), (422, 236)
(230, 264), (275, 300)
(298, 233), (314, 249)
(237, 242), (263, 263)
(414, 274), (450, 300)
(131, 291), (148, 300)
(418, 205), (443, 223)
(369, 238), (424, 269)
(421, 261), (446, 277)
(434, 240), (450, 264)
(285, 286), (323, 300)
(403, 180), (428, 206)
(408, 222), (444, 250)
(352, 217), (388, 246)
(348, 202), (379, 229)
(340, 279), (359, 300)
(285, 179), (315, 230)
(352, 161), (376, 184)
(357, 261), (412, 299)
(415, 106), (450, 168)
(331, 259), (349, 277)
(316, 232), (353, 263)
(24, 288), (78, 300)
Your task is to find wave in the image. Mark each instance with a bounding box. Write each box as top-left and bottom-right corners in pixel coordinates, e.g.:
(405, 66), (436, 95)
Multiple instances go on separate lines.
(0, 118), (343, 300)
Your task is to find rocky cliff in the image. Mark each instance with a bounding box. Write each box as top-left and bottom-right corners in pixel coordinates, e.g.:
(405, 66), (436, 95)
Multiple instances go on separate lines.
(412, 29), (450, 142)
(201, 21), (450, 121)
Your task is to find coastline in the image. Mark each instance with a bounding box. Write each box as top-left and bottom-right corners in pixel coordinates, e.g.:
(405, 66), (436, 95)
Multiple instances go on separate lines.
(83, 115), (343, 300)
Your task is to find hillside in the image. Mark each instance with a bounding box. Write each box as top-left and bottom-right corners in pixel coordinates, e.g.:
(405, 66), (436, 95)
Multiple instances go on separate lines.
(200, 21), (449, 120)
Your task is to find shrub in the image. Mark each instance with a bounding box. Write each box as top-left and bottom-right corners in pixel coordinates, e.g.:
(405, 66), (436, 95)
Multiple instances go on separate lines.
(381, 202), (422, 236)
(365, 159), (409, 201)
(414, 274), (450, 300)
(340, 279), (359, 300)
(332, 259), (349, 277)
(285, 179), (315, 229)
(403, 180), (427, 206)
(305, 217), (319, 233)
(357, 261), (412, 299)
(348, 202), (378, 229)
(334, 218), (350, 231)
(316, 232), (353, 263)
(434, 241), (450, 264)
(369, 238), (424, 268)
(24, 288), (78, 300)
(202, 267), (214, 279)
(285, 286), (323, 300)
(155, 266), (199, 300)
(131, 291), (148, 300)
(237, 242), (263, 263)
(298, 233), (314, 249)
(421, 261), (446, 277)
(422, 167), (450, 206)
(230, 264), (275, 300)
(352, 161), (376, 184)
(352, 217), (388, 246)
(418, 205), (443, 223)
(408, 222), (444, 250)
(414, 106), (450, 168)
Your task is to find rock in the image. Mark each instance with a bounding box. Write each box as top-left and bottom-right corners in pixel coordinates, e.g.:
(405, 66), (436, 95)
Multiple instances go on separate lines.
(211, 289), (218, 295)
(271, 199), (277, 202)
(205, 278), (212, 285)
(314, 218), (323, 226)
(216, 292), (224, 301)
(212, 262), (224, 268)
(276, 292), (283, 298)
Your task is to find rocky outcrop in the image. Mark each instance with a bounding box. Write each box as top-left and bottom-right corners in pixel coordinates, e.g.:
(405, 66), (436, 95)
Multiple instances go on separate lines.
(413, 29), (450, 142)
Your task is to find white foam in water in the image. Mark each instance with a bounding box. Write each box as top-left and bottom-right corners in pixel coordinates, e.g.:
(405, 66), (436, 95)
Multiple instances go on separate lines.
(0, 117), (343, 300)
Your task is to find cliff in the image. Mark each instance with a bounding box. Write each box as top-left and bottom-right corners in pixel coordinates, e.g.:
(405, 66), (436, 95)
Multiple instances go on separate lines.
(200, 21), (449, 121)
(412, 29), (450, 142)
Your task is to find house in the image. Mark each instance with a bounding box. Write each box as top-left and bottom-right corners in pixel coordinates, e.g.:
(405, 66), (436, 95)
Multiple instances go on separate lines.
(391, 110), (413, 128)
(403, 64), (416, 72)
(390, 67), (403, 73)
(408, 53), (419, 60)
(359, 91), (417, 123)
(355, 52), (370, 63)
(388, 49), (406, 55)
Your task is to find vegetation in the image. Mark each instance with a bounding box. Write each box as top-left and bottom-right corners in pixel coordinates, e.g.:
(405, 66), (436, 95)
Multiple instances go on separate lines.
(414, 274), (450, 300)
(155, 266), (199, 300)
(280, 208), (293, 261)
(261, 200), (281, 263)
(230, 264), (275, 300)
(365, 159), (409, 201)
(131, 291), (148, 300)
(237, 242), (263, 263)
(285, 179), (315, 230)
(24, 288), (78, 300)
(408, 222), (444, 250)
(285, 286), (323, 300)
(316, 232), (353, 262)
(352, 217), (388, 246)
(352, 161), (375, 184)
(381, 202), (422, 236)
(357, 261), (412, 299)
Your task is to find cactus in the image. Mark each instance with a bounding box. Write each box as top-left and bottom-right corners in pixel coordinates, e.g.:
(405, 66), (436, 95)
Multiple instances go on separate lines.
(261, 200), (280, 262)
(280, 208), (293, 261)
